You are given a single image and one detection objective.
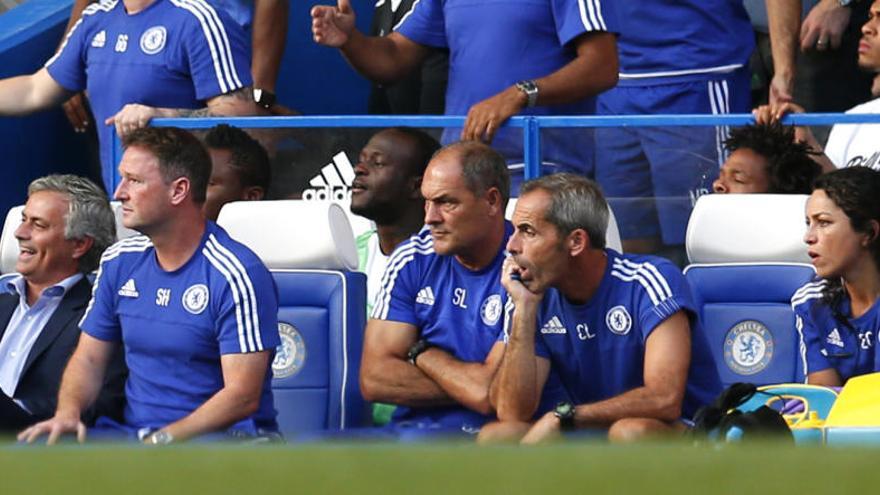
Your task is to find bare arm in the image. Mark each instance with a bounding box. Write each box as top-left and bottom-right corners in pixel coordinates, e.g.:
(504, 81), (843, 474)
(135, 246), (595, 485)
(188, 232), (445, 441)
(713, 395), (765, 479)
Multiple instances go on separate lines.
(416, 341), (506, 415)
(767, 0), (801, 104)
(567, 311), (692, 427)
(528, 32), (618, 106)
(0, 68), (72, 116)
(462, 31), (618, 142)
(252, 0), (289, 91)
(18, 334), (115, 444)
(359, 318), (455, 407)
(190, 87), (263, 117)
(65, 0), (94, 35)
(488, 258), (553, 421)
(339, 32), (428, 85)
(105, 86), (262, 138)
(807, 368), (843, 387)
(152, 351), (272, 443)
(489, 300), (551, 422)
(60, 0), (98, 132)
(311, 0), (428, 84)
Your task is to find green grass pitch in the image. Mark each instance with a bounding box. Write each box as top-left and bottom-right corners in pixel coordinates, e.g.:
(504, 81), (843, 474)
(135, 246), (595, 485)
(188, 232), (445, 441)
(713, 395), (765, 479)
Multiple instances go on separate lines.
(1, 441), (877, 494)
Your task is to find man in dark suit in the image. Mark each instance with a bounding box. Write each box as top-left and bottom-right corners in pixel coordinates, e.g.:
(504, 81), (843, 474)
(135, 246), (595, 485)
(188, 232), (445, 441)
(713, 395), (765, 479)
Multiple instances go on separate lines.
(0, 174), (124, 431)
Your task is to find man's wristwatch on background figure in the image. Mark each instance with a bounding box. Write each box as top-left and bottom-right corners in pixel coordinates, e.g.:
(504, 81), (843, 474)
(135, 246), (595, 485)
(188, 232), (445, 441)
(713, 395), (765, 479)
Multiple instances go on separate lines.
(253, 88), (276, 110)
(515, 80), (539, 108)
(554, 401), (576, 431)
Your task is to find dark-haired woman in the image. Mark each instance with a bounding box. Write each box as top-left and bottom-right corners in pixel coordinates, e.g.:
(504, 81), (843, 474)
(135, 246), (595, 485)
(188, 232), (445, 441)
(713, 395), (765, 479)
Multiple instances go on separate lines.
(792, 167), (880, 386)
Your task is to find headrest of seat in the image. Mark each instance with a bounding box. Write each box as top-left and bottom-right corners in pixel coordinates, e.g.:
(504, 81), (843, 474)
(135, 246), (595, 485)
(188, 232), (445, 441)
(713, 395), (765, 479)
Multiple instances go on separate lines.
(505, 197), (624, 253)
(686, 194), (809, 264)
(316, 196), (376, 241)
(0, 205), (23, 274)
(217, 200), (358, 270)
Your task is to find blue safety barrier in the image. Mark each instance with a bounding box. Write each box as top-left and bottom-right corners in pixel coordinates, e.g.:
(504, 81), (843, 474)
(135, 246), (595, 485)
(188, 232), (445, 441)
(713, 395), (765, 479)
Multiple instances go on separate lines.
(106, 112), (880, 193)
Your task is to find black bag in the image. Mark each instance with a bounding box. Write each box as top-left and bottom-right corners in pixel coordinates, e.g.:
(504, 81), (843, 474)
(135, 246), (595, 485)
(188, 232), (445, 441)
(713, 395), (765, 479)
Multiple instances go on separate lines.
(691, 382), (793, 442)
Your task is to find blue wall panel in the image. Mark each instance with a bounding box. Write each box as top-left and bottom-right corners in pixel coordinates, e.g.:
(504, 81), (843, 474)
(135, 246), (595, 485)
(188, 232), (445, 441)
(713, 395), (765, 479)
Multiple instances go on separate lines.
(0, 0), (375, 213)
(0, 0), (96, 214)
(276, 0), (373, 115)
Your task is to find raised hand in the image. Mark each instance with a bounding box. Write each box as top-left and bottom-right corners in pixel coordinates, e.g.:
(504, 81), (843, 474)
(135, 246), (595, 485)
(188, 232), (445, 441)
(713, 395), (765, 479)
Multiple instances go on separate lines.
(311, 0), (357, 48)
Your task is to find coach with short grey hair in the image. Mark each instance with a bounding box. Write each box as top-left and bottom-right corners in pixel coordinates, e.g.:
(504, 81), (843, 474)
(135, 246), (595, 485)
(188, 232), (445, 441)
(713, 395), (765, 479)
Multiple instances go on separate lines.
(480, 173), (721, 444)
(0, 174), (125, 431)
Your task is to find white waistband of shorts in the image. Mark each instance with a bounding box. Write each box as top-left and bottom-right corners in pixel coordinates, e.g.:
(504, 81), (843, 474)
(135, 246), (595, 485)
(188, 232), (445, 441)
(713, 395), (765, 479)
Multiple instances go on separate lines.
(619, 63), (744, 80)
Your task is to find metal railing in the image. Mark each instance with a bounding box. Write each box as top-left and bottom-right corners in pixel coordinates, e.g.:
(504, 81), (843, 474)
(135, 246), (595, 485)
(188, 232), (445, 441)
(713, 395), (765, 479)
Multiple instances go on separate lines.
(104, 112), (880, 192)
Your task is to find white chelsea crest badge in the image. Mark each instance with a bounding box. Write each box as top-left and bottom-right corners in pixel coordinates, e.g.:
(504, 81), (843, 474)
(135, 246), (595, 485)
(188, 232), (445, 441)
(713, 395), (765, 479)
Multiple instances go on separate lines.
(480, 294), (503, 326)
(140, 26), (167, 55)
(182, 284), (209, 314)
(605, 305), (632, 335)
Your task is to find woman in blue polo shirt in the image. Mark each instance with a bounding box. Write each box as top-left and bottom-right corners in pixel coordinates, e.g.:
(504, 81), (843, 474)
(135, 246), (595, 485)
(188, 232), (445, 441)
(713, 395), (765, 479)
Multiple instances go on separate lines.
(792, 167), (880, 385)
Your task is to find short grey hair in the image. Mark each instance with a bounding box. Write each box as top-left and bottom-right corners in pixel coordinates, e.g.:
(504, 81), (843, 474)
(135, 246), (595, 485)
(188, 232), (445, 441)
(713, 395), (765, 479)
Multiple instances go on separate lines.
(442, 141), (510, 209)
(520, 173), (609, 249)
(28, 174), (116, 273)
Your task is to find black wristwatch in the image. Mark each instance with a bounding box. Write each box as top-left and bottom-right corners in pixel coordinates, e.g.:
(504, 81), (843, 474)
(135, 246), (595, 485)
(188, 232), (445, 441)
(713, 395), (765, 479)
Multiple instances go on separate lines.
(253, 88), (276, 110)
(407, 339), (433, 366)
(554, 401), (576, 431)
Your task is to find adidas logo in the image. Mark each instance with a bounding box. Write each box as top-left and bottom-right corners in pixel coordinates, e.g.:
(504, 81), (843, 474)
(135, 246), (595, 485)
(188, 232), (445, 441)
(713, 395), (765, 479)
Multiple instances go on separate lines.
(416, 286), (435, 306)
(92, 30), (106, 48)
(302, 152), (355, 201)
(540, 316), (566, 335)
(118, 278), (139, 298)
(826, 328), (845, 348)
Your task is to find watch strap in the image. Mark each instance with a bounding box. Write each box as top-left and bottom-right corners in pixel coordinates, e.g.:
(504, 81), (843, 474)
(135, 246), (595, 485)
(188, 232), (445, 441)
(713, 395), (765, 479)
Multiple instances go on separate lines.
(253, 88), (276, 110)
(407, 339), (433, 366)
(515, 80), (539, 108)
(554, 401), (576, 431)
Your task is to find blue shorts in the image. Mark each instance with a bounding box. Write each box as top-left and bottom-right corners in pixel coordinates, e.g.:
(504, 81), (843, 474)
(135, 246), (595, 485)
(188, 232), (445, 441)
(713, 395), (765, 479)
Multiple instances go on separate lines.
(595, 68), (751, 244)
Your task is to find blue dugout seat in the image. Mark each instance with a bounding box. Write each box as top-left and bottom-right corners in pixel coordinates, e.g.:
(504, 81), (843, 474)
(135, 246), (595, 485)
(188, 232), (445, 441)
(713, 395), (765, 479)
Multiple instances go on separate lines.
(217, 200), (368, 436)
(684, 194), (815, 387)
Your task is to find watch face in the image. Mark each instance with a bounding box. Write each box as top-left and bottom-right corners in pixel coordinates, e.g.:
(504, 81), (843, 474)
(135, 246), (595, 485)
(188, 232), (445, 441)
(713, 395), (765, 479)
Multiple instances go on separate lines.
(555, 401), (575, 418)
(515, 80), (539, 107)
(253, 89), (276, 109)
(151, 431), (173, 445)
(516, 81), (537, 93)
